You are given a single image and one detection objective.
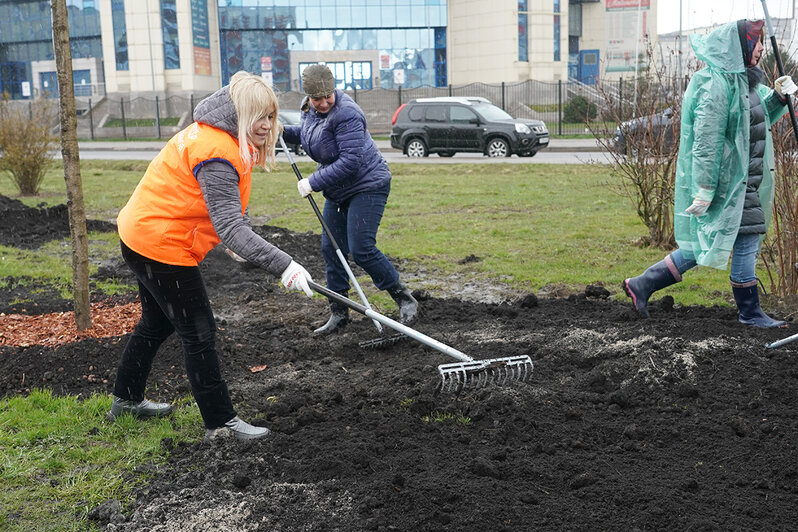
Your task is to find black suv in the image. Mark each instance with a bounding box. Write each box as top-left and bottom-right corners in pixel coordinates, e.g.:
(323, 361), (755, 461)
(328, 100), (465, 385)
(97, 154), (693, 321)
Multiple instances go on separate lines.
(390, 96), (549, 158)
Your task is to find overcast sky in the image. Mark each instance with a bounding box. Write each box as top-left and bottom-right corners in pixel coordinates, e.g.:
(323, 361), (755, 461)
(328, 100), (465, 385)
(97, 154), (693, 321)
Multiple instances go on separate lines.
(657, 0), (795, 34)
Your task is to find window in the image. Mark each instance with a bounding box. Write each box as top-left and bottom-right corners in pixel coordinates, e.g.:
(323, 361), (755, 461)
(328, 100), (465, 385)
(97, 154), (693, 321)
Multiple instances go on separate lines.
(425, 105), (447, 122)
(161, 0), (180, 69)
(518, 0), (528, 62)
(408, 105), (425, 121)
(553, 0), (560, 62)
(450, 106), (477, 123)
(217, 1), (449, 88)
(111, 0), (128, 70)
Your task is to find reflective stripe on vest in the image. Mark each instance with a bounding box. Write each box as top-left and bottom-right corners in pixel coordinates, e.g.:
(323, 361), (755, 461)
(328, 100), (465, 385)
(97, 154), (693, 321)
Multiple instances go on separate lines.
(117, 122), (252, 266)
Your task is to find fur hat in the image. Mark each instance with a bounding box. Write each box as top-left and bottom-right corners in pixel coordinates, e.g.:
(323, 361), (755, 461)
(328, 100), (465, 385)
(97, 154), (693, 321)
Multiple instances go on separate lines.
(302, 64), (335, 98)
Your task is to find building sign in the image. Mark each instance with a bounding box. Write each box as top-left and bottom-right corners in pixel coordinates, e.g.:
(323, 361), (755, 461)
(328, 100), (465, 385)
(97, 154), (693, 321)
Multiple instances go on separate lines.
(606, 0), (650, 8)
(605, 0), (650, 73)
(261, 56), (272, 72)
(191, 0), (212, 75)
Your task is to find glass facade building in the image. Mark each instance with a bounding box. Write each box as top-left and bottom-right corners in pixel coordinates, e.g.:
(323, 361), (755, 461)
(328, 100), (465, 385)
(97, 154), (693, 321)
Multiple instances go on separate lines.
(0, 0), (101, 98)
(217, 0), (448, 90)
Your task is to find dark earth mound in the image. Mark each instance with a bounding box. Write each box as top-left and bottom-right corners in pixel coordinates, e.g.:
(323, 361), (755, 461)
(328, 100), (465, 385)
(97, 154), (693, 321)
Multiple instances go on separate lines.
(1, 196), (796, 531)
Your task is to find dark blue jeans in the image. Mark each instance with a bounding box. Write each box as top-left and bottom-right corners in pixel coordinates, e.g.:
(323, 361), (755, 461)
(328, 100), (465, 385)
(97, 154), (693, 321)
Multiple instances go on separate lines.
(321, 182), (400, 292)
(114, 242), (236, 429)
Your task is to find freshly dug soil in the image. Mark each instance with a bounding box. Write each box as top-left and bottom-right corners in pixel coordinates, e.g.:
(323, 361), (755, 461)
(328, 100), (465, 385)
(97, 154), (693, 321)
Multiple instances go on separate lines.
(1, 196), (797, 531)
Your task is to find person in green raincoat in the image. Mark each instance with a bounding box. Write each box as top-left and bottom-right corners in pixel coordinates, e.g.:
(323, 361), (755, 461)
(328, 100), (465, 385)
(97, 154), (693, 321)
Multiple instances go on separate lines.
(622, 19), (798, 327)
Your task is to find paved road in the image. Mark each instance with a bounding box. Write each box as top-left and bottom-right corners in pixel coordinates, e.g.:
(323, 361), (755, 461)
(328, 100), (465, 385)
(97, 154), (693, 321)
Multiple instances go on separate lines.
(66, 138), (612, 165)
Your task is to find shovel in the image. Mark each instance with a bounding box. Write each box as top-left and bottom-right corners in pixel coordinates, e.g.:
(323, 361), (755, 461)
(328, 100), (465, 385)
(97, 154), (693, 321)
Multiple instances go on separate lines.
(308, 280), (533, 391)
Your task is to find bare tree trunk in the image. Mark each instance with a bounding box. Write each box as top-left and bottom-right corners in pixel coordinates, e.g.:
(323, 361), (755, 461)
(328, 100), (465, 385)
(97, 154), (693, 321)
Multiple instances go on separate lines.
(51, 0), (91, 330)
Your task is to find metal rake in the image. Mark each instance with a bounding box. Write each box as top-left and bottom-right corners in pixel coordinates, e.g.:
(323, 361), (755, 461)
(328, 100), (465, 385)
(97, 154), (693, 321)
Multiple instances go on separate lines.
(308, 281), (534, 391)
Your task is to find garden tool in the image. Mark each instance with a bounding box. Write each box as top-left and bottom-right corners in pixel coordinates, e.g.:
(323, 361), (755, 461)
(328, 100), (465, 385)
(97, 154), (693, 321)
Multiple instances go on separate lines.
(761, 0), (798, 349)
(761, 0), (798, 147)
(279, 135), (383, 334)
(308, 280), (534, 391)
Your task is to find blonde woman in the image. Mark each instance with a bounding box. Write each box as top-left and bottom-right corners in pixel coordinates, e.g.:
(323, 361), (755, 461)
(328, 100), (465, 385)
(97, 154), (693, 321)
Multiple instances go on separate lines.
(111, 72), (313, 440)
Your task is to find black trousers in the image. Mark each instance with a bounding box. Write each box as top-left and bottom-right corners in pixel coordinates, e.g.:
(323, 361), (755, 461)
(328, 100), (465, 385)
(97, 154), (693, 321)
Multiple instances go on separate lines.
(114, 242), (236, 429)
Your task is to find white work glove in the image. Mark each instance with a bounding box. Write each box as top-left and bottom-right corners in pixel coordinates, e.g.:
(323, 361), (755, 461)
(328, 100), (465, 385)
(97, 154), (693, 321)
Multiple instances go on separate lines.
(224, 248), (248, 263)
(774, 75), (798, 97)
(280, 260), (313, 297)
(297, 178), (313, 198)
(685, 198), (711, 216)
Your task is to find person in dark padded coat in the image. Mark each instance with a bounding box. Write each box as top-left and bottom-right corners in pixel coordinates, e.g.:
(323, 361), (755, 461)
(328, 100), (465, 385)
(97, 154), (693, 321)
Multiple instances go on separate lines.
(282, 64), (418, 334)
(622, 20), (797, 327)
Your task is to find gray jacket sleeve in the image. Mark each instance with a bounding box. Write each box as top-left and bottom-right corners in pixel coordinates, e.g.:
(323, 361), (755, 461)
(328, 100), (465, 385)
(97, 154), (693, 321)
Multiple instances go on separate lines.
(196, 160), (292, 276)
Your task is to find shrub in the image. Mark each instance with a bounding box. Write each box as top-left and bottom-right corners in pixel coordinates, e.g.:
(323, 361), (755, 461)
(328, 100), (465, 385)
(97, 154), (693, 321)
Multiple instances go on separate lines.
(587, 40), (686, 249)
(563, 95), (597, 124)
(0, 97), (56, 196)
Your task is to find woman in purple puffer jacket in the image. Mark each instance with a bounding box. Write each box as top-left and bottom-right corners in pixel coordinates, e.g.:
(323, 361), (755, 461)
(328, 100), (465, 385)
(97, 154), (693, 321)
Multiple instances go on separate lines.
(282, 64), (418, 335)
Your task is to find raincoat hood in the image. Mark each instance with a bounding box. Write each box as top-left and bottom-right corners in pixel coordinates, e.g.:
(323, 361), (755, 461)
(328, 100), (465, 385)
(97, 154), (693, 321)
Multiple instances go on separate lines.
(690, 21), (747, 74)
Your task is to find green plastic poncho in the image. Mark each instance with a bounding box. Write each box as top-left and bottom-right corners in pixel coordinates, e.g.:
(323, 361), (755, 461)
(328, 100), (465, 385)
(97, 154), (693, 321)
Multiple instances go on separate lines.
(674, 21), (788, 269)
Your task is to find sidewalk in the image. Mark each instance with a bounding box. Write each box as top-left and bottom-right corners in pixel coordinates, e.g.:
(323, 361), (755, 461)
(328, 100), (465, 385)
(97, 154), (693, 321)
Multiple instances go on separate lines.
(78, 137), (606, 153)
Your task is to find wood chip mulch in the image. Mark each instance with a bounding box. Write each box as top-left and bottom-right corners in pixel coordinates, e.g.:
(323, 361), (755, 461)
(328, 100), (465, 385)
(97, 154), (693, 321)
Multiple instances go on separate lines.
(0, 302), (140, 347)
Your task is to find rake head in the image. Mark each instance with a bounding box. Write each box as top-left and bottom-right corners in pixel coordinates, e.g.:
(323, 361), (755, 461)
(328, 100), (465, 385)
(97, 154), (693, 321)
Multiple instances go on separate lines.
(438, 355), (533, 392)
(358, 333), (406, 349)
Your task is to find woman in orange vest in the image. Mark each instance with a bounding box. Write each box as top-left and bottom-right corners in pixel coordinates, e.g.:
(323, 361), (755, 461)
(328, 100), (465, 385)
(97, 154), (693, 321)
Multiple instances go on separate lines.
(110, 71), (314, 441)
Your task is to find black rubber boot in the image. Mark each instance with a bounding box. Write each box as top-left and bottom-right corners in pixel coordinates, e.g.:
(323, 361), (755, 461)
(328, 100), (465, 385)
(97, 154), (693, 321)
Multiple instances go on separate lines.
(731, 283), (786, 328)
(622, 256), (680, 318)
(314, 291), (350, 335)
(387, 282), (418, 324)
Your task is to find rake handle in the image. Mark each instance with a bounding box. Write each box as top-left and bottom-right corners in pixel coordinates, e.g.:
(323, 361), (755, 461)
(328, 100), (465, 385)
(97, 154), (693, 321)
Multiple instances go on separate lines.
(279, 135), (383, 333)
(761, 0), (798, 147)
(278, 136), (338, 246)
(766, 331), (798, 349)
(308, 281), (474, 363)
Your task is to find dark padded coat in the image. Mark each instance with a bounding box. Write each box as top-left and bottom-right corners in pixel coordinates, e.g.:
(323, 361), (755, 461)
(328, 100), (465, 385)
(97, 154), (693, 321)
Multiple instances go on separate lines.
(282, 89), (390, 203)
(738, 87), (766, 234)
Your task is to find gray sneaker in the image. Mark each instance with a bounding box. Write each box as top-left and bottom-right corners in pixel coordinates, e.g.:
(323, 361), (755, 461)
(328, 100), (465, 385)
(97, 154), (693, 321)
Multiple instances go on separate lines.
(107, 396), (173, 421)
(204, 416), (271, 441)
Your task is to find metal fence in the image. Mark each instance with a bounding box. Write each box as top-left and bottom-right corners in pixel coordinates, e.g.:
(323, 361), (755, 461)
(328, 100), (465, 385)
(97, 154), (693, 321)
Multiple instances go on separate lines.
(36, 78), (643, 140)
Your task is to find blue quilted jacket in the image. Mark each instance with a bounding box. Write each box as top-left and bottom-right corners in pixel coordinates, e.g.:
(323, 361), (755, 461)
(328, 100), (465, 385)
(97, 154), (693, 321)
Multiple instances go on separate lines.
(282, 89), (391, 203)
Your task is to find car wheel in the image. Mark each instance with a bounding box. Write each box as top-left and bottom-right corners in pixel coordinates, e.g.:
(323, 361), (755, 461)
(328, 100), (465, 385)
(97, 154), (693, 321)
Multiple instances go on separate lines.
(405, 139), (428, 157)
(293, 145), (306, 156)
(486, 138), (510, 157)
(438, 151), (455, 157)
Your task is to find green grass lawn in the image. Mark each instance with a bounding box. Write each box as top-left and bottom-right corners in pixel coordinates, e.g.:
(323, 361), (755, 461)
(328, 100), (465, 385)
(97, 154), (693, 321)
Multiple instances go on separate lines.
(0, 158), (743, 530)
(1, 159), (735, 307)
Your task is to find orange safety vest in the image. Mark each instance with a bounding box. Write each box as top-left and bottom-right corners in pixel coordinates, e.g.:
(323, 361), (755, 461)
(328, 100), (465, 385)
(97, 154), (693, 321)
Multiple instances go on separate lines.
(117, 122), (252, 266)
